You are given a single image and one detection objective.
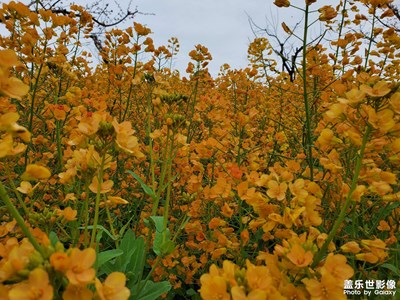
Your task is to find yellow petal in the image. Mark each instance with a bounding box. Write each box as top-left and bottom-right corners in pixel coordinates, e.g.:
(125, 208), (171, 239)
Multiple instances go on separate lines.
(1, 77), (29, 99)
(104, 272), (126, 289)
(0, 112), (20, 130)
(21, 164), (51, 181)
(0, 49), (21, 68)
(0, 133), (13, 158)
(89, 177), (114, 194)
(9, 123), (31, 142)
(16, 181), (33, 194)
(107, 196), (129, 205)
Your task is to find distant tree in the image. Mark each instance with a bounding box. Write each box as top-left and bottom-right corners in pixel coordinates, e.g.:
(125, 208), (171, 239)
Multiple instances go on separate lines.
(248, 1), (400, 82)
(1, 0), (147, 62)
(248, 9), (327, 82)
(249, 17), (303, 82)
(1, 0), (142, 29)
(378, 2), (400, 32)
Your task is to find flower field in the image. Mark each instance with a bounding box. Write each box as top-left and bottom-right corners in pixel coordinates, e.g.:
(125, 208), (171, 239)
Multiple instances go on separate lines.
(0, 0), (399, 299)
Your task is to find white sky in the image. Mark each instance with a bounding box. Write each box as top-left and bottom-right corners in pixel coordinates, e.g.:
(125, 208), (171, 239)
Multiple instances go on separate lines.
(134, 0), (296, 75)
(1, 0), (337, 76)
(129, 0), (333, 76)
(133, 0), (272, 75)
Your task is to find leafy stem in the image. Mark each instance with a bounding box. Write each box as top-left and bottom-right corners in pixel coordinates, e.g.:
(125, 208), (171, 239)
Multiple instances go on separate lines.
(0, 181), (46, 258)
(312, 125), (371, 268)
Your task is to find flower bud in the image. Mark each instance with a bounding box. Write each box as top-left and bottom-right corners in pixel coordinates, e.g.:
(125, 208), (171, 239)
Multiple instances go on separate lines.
(318, 6), (338, 21)
(274, 0), (290, 7)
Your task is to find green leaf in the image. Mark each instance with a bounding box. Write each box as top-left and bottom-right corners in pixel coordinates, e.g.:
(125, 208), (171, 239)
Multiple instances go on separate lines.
(380, 263), (400, 276)
(127, 171), (156, 199)
(96, 228), (103, 245)
(49, 231), (59, 246)
(160, 240), (175, 256)
(115, 230), (145, 282)
(126, 237), (145, 283)
(96, 249), (123, 269)
(134, 280), (171, 300)
(119, 215), (135, 238)
(149, 216), (164, 232)
(98, 261), (114, 277)
(115, 230), (138, 272)
(186, 288), (197, 296)
(80, 225), (118, 241)
(100, 230), (145, 283)
(150, 216), (172, 256)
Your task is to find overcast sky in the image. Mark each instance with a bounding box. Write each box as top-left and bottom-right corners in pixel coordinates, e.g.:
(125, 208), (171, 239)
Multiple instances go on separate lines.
(1, 0), (335, 77)
(133, 0), (271, 75)
(130, 0), (332, 76)
(132, 0), (338, 75)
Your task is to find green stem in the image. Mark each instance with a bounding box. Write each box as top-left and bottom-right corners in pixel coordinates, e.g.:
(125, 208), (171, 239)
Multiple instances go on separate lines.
(312, 125), (371, 268)
(0, 181), (45, 257)
(334, 0), (347, 67)
(163, 130), (175, 241)
(364, 10), (376, 69)
(105, 202), (117, 240)
(186, 75), (199, 143)
(155, 128), (171, 210)
(135, 84), (158, 297)
(55, 119), (63, 172)
(290, 5), (305, 11)
(53, 95), (63, 173)
(25, 62), (44, 167)
(122, 52), (138, 122)
(302, 4), (314, 181)
(5, 166), (29, 215)
(90, 153), (106, 248)
(135, 256), (162, 298)
(81, 181), (90, 247)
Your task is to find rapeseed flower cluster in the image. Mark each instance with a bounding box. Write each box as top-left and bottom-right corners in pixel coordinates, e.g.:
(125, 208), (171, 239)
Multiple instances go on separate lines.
(0, 0), (399, 298)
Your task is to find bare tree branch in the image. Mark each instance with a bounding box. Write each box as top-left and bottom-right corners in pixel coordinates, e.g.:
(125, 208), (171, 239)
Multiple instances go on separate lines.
(388, 3), (400, 22)
(363, 3), (400, 33)
(1, 0), (140, 29)
(248, 15), (304, 82)
(49, 7), (139, 27)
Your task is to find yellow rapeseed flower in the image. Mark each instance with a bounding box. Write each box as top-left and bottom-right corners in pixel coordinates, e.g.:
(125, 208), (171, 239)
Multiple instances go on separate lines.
(361, 81), (391, 98)
(0, 50), (29, 99)
(65, 248), (96, 286)
(21, 164), (51, 181)
(94, 272), (130, 300)
(318, 6), (338, 21)
(286, 244), (313, 267)
(63, 284), (93, 300)
(273, 0), (290, 7)
(8, 268), (53, 300)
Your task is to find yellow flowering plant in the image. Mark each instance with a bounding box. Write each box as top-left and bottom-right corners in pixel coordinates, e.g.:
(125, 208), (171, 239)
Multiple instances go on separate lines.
(0, 0), (399, 299)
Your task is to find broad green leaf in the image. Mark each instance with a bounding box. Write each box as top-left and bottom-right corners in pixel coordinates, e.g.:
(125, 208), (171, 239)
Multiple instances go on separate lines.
(115, 230), (138, 272)
(150, 216), (172, 256)
(149, 216), (164, 232)
(99, 230), (144, 276)
(81, 225), (117, 241)
(119, 215), (135, 238)
(49, 231), (59, 246)
(127, 170), (156, 199)
(98, 261), (114, 277)
(160, 240), (175, 256)
(134, 280), (171, 300)
(126, 237), (145, 283)
(96, 249), (123, 269)
(186, 288), (198, 296)
(380, 263), (400, 276)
